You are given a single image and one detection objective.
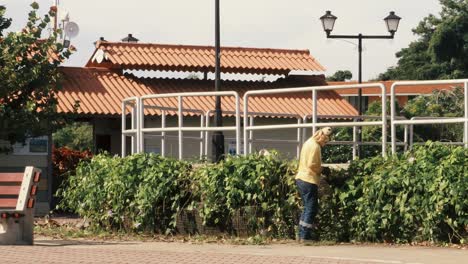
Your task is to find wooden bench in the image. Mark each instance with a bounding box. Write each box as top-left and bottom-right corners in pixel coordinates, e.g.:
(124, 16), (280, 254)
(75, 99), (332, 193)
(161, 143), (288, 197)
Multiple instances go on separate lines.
(0, 166), (41, 245)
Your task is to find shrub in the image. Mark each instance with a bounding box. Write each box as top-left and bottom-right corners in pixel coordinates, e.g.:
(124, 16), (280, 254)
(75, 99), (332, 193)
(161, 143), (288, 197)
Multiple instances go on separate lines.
(193, 151), (300, 237)
(59, 144), (467, 243)
(52, 147), (92, 209)
(339, 142), (467, 243)
(52, 146), (93, 177)
(58, 153), (192, 234)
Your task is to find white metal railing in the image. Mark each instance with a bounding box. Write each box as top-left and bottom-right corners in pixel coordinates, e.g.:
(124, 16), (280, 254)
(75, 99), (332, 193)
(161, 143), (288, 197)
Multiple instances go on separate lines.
(204, 109), (303, 158)
(121, 97), (140, 156)
(302, 115), (409, 159)
(138, 91), (241, 160)
(142, 106), (205, 159)
(243, 83), (388, 157)
(409, 117), (466, 149)
(122, 79), (467, 160)
(390, 79), (468, 154)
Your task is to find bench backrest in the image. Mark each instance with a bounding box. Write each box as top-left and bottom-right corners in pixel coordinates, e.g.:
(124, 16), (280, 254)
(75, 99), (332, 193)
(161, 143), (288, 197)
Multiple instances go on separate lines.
(0, 167), (41, 212)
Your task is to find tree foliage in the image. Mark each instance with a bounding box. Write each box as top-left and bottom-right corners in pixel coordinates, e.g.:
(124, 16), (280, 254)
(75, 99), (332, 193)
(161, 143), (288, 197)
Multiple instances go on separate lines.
(0, 3), (74, 146)
(0, 6), (11, 36)
(326, 70), (353, 81)
(378, 0), (468, 80)
(53, 122), (93, 151)
(402, 86), (464, 142)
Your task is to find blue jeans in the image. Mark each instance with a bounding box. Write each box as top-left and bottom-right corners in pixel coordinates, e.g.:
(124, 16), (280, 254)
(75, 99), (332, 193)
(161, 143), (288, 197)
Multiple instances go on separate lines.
(296, 179), (318, 240)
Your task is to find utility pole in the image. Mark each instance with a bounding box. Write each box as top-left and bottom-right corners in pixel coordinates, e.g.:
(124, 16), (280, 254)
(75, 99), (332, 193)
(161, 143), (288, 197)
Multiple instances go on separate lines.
(212, 0), (225, 162)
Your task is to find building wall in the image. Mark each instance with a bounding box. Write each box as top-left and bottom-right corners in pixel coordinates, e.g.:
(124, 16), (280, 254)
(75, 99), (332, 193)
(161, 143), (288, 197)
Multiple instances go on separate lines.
(0, 140), (50, 216)
(368, 95), (409, 107)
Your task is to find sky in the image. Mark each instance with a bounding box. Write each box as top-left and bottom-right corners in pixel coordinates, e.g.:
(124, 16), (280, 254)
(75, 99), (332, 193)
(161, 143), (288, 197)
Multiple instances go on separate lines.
(3, 0), (442, 81)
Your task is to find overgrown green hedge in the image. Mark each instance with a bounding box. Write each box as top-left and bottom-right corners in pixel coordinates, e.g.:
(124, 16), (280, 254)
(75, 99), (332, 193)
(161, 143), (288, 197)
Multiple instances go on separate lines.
(193, 152), (299, 237)
(58, 154), (192, 234)
(59, 143), (467, 243)
(340, 142), (467, 243)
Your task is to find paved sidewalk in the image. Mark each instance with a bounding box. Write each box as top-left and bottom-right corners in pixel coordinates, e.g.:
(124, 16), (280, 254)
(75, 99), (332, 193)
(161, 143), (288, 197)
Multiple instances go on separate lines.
(1, 239), (466, 264)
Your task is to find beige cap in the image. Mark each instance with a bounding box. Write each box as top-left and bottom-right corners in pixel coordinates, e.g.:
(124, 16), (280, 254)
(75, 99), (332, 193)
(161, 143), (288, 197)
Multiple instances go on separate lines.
(321, 127), (333, 136)
(312, 127), (333, 144)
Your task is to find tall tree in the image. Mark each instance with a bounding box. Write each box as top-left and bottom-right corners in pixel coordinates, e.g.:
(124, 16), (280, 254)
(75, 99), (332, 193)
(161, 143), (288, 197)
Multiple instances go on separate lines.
(0, 2), (74, 148)
(53, 122), (93, 151)
(326, 70), (353, 81)
(378, 0), (467, 80)
(0, 6), (11, 35)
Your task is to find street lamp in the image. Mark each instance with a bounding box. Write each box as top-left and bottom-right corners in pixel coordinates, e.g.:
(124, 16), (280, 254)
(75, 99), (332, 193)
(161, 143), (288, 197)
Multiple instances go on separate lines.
(212, 0), (225, 162)
(320, 10), (401, 158)
(384, 12), (401, 35)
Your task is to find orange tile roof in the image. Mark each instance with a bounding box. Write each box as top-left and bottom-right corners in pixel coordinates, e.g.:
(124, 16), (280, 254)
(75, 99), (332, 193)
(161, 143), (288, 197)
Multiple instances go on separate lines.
(58, 67), (357, 118)
(85, 41), (326, 75)
(329, 81), (462, 95)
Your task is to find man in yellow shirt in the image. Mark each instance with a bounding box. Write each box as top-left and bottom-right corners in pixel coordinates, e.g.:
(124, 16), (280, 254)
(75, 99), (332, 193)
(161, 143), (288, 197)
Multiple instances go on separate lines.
(296, 127), (332, 242)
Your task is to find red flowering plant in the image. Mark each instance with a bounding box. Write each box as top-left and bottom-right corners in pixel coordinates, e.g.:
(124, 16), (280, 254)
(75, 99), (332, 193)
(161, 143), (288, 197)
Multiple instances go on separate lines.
(52, 146), (92, 209)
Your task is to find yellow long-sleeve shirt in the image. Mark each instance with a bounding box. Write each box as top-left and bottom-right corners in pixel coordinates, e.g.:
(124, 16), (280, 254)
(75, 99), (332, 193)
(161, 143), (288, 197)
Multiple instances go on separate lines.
(295, 137), (322, 185)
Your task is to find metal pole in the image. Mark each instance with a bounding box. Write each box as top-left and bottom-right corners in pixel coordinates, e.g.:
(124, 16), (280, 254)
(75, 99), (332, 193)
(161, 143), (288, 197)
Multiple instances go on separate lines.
(161, 110), (166, 157)
(212, 0), (225, 162)
(409, 123), (414, 150)
(352, 121), (357, 160)
(53, 0), (58, 32)
(205, 111), (210, 156)
(138, 98), (143, 153)
(404, 125), (408, 151)
(381, 83), (387, 157)
(312, 90), (317, 134)
(178, 96), (183, 160)
(131, 105), (136, 154)
(200, 115), (205, 159)
(297, 118), (301, 158)
(243, 97), (249, 156)
(391, 83), (397, 154)
(357, 34), (363, 158)
(121, 102), (126, 157)
(235, 94), (241, 155)
(302, 116), (307, 144)
(249, 116), (254, 153)
(464, 81), (468, 148)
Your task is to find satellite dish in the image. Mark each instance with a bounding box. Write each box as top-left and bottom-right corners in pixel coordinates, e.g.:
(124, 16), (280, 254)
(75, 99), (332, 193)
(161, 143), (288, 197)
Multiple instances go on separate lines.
(64, 21), (79, 39)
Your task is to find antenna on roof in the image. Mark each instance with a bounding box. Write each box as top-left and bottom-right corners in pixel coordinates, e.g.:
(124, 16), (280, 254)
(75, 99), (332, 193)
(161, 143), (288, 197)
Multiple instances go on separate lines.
(51, 0), (79, 48)
(61, 14), (80, 48)
(121, 34), (139, 43)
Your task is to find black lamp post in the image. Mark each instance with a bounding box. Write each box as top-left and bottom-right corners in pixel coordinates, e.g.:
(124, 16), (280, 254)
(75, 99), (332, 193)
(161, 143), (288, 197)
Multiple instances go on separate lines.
(320, 10), (401, 158)
(212, 0), (225, 162)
